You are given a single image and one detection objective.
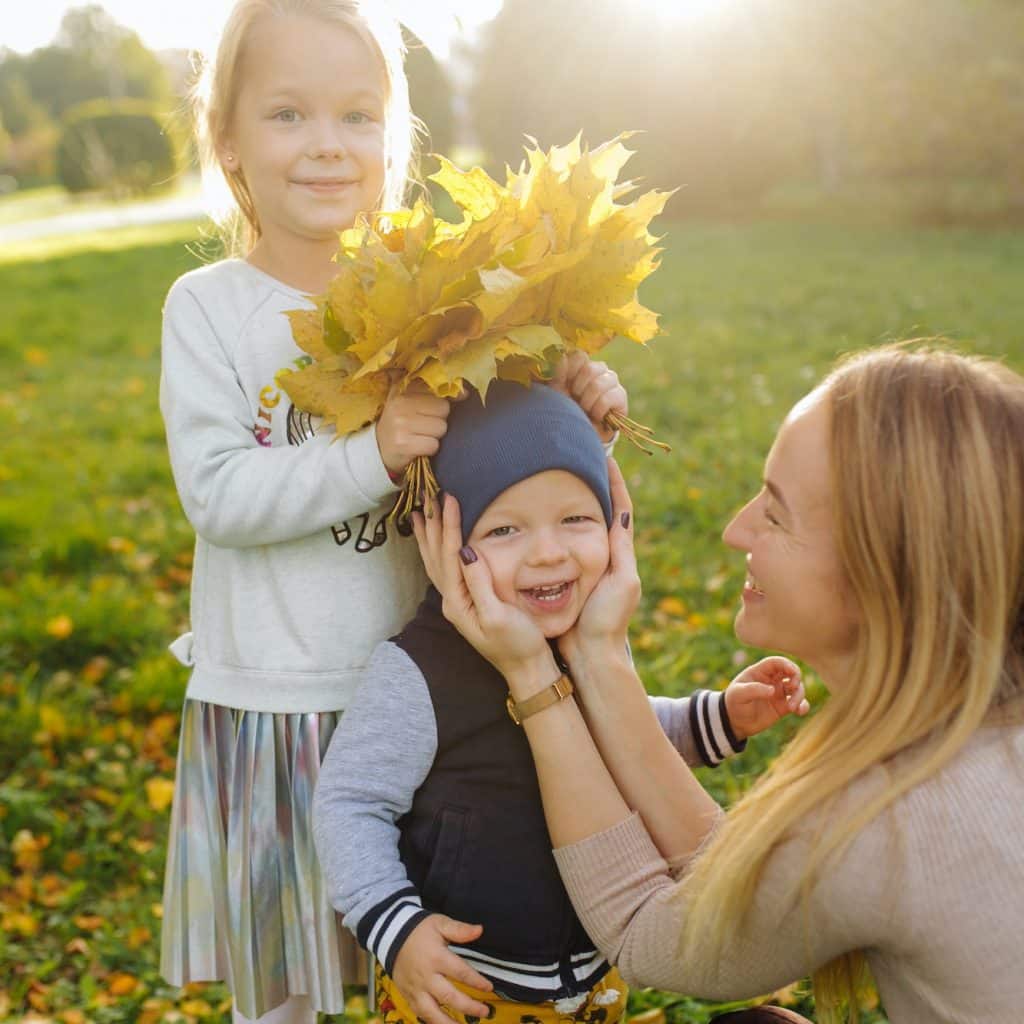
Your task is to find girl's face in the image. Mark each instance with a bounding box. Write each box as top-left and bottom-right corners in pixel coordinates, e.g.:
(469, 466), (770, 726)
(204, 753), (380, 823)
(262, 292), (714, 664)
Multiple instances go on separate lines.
(468, 471), (611, 639)
(221, 14), (387, 266)
(722, 390), (860, 685)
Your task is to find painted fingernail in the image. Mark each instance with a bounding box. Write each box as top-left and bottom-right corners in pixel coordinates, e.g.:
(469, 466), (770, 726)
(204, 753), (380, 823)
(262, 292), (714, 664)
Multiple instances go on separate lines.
(460, 546), (477, 565)
(621, 512), (631, 529)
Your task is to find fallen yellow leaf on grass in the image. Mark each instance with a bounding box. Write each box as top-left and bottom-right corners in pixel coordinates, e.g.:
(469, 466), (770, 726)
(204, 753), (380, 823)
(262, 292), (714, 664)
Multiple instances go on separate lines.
(73, 914), (104, 932)
(45, 614), (74, 639)
(12, 829), (47, 872)
(107, 973), (139, 996)
(180, 998), (214, 1016)
(61, 1008), (88, 1023)
(63, 850), (86, 873)
(1, 911), (39, 937)
(145, 777), (176, 812)
(627, 1010), (666, 1024)
(656, 596), (687, 618)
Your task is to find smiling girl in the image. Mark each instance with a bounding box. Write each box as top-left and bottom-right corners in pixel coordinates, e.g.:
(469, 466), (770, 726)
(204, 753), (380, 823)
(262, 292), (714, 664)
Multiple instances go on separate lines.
(158, 5), (634, 1022)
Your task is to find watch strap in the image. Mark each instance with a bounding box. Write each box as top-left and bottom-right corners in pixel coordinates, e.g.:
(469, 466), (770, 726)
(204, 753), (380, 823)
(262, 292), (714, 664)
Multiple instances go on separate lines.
(506, 674), (574, 725)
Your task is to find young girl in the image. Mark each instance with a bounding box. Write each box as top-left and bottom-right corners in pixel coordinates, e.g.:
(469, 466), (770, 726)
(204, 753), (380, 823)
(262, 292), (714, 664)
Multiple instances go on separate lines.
(158, 4), (627, 1023)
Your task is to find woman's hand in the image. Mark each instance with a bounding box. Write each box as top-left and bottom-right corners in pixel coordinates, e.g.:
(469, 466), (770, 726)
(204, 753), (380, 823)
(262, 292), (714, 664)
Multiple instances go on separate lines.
(412, 494), (555, 682)
(559, 458), (641, 671)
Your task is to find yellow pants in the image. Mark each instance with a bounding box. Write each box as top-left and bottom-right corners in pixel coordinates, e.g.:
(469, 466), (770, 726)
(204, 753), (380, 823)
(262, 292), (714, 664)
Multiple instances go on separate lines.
(375, 961), (628, 1024)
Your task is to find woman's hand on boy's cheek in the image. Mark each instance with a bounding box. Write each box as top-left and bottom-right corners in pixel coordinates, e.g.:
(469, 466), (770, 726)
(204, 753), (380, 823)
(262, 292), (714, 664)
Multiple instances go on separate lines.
(392, 914), (493, 1024)
(550, 350), (627, 441)
(724, 656), (809, 741)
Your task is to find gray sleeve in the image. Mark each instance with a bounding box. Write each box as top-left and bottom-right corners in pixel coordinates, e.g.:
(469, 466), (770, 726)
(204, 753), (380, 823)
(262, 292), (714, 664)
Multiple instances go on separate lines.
(313, 641), (437, 972)
(648, 690), (746, 768)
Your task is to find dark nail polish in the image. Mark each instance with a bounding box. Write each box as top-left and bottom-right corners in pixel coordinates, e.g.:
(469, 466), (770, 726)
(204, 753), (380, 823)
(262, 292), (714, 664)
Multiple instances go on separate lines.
(620, 512), (631, 529)
(460, 546), (477, 565)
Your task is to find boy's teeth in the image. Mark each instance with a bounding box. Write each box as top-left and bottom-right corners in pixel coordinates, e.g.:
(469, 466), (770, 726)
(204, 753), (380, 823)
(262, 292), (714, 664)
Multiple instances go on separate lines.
(529, 583), (569, 601)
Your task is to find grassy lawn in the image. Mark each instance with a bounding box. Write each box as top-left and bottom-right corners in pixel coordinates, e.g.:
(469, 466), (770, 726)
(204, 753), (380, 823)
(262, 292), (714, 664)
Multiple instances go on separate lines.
(2, 216), (1023, 1022)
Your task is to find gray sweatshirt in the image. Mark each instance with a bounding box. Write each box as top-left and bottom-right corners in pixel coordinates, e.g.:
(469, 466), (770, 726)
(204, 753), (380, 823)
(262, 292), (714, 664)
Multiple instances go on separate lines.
(159, 259), (426, 712)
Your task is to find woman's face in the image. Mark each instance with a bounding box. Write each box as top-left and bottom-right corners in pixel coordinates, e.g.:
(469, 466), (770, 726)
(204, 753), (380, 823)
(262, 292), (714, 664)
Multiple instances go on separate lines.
(722, 389), (859, 685)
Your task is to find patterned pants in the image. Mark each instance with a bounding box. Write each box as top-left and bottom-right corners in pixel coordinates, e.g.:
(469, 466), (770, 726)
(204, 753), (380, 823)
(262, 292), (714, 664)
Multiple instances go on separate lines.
(375, 962), (628, 1024)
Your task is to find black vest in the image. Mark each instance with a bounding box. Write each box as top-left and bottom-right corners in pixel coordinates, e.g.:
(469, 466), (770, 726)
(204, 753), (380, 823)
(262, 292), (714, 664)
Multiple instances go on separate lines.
(393, 589), (596, 991)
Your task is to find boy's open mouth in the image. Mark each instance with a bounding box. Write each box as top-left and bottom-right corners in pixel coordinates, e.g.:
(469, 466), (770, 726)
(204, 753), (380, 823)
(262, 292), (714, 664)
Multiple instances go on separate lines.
(520, 581), (574, 611)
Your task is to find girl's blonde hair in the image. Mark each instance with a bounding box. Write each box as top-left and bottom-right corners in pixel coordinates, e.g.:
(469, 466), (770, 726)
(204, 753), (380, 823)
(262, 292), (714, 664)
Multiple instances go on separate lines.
(193, 0), (417, 255)
(679, 343), (1024, 1023)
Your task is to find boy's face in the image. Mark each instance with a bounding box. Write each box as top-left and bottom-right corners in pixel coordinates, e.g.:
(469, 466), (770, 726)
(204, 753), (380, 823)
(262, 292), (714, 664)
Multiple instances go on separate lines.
(468, 470), (610, 639)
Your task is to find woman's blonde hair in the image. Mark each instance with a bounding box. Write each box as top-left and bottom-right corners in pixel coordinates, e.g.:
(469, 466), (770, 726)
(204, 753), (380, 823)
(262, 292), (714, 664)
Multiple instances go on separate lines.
(680, 343), (1024, 1022)
(192, 0), (418, 255)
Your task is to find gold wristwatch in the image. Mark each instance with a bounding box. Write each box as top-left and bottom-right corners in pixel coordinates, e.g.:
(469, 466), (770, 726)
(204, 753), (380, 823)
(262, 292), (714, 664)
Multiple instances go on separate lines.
(506, 673), (574, 726)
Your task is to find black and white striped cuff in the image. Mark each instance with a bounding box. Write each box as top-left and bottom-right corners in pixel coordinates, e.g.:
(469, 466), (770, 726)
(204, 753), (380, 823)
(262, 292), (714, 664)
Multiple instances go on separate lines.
(356, 887), (431, 975)
(689, 689), (746, 767)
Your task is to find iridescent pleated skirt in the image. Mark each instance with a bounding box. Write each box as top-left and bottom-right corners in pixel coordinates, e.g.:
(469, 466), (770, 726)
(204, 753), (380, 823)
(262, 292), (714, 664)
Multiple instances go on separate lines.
(160, 699), (367, 1019)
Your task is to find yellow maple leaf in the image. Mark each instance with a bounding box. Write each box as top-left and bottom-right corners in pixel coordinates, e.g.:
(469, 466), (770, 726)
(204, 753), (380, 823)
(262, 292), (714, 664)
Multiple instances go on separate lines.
(279, 133), (667, 461)
(145, 777), (176, 813)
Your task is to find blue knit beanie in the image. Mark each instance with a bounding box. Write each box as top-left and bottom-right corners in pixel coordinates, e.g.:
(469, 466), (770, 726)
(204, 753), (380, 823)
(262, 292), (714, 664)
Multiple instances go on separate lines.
(433, 380), (612, 542)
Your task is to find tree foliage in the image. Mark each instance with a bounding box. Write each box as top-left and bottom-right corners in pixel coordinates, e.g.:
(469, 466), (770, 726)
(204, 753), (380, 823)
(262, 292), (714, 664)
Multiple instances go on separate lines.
(470, 0), (1024, 213)
(0, 4), (171, 184)
(56, 99), (178, 196)
(404, 29), (455, 166)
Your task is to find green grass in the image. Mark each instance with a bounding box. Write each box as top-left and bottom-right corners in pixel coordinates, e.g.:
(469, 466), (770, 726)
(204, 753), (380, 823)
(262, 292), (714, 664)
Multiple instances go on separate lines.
(2, 217), (1023, 1022)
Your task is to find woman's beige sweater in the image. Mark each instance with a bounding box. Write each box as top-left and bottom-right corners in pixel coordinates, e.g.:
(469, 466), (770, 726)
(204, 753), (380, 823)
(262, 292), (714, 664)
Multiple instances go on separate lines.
(554, 709), (1024, 1023)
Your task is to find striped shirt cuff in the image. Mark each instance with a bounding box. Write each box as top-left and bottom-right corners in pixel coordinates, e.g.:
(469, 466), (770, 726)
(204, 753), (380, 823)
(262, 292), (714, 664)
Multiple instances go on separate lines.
(688, 689), (747, 767)
(356, 887), (432, 975)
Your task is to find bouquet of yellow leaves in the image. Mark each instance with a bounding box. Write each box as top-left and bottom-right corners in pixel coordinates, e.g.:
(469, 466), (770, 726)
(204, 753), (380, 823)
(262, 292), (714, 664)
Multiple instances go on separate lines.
(277, 133), (671, 520)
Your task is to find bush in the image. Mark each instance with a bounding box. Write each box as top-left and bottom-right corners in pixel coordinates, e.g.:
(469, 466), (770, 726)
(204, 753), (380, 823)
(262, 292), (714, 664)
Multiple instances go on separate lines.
(56, 98), (177, 196)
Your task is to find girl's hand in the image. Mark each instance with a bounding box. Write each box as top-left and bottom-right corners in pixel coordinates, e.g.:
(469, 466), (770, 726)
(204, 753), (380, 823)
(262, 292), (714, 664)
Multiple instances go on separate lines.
(550, 350), (627, 442)
(412, 494), (553, 680)
(559, 459), (641, 668)
(392, 914), (493, 1024)
(376, 381), (451, 476)
(724, 656), (810, 741)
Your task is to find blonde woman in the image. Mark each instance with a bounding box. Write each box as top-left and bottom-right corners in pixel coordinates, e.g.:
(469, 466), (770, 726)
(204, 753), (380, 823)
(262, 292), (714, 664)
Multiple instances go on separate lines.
(417, 344), (1024, 1024)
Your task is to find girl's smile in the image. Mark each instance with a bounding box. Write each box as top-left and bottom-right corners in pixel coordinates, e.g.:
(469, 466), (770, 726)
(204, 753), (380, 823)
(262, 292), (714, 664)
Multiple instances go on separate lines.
(218, 13), (387, 289)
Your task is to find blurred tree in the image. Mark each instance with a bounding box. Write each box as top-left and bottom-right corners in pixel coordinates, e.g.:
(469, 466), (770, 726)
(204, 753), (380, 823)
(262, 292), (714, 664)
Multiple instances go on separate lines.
(0, 65), (50, 136)
(19, 5), (171, 118)
(470, 0), (1024, 216)
(0, 5), (172, 186)
(403, 28), (455, 164)
(470, 0), (806, 209)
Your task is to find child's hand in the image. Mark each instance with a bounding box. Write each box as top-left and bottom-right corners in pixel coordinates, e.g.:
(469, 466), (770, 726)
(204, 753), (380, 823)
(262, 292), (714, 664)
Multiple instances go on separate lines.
(392, 914), (493, 1024)
(376, 381), (451, 476)
(550, 350), (627, 442)
(724, 656), (809, 741)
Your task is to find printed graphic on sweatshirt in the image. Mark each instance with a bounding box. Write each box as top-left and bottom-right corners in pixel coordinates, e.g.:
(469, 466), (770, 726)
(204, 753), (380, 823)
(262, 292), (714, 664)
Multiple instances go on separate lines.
(282, 389), (411, 551)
